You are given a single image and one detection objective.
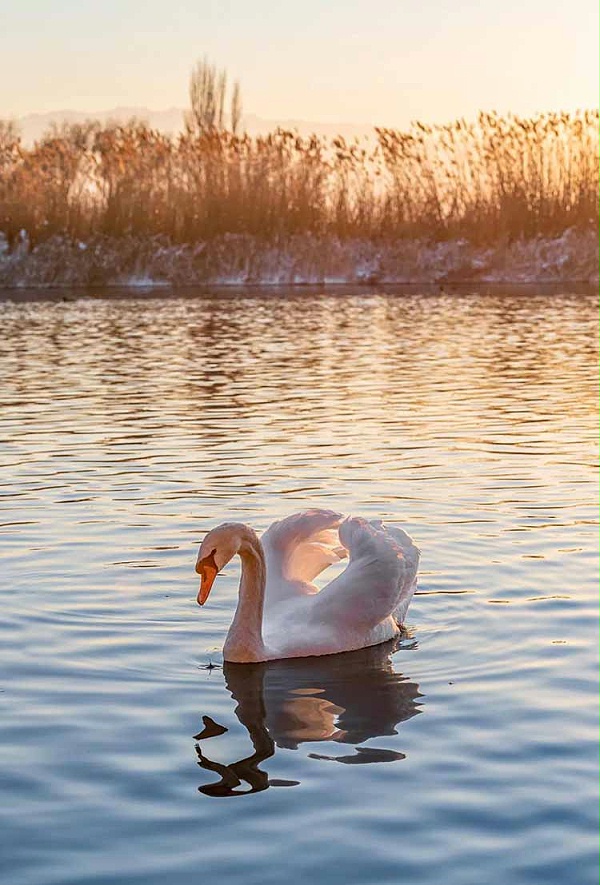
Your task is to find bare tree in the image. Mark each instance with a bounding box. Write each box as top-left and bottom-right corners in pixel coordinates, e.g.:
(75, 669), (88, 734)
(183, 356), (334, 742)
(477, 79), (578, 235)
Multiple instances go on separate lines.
(186, 57), (227, 135)
(231, 80), (242, 135)
(186, 58), (243, 135)
(216, 70), (227, 131)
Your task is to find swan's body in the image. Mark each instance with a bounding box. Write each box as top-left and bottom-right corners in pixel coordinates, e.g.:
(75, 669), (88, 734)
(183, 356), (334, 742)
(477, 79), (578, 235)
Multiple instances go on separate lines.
(195, 509), (420, 663)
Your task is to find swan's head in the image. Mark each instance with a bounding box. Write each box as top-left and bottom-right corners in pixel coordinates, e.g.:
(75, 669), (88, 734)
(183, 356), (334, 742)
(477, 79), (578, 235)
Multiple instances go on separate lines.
(195, 523), (245, 606)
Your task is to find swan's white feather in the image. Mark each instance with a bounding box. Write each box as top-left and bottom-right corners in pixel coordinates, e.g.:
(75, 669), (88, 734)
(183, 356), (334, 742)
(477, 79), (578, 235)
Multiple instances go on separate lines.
(200, 509), (420, 662)
(261, 511), (419, 659)
(262, 509), (347, 602)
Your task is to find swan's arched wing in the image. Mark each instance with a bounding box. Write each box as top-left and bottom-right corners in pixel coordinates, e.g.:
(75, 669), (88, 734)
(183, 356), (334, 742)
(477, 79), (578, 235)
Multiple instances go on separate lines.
(262, 509), (347, 602)
(308, 518), (419, 631)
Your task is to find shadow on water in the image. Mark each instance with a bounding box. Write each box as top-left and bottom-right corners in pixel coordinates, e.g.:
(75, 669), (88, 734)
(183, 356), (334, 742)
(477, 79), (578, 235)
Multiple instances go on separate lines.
(194, 639), (423, 797)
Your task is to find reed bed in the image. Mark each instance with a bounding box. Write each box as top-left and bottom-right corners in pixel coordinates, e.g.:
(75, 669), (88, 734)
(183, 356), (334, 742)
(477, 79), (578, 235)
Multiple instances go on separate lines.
(0, 110), (597, 250)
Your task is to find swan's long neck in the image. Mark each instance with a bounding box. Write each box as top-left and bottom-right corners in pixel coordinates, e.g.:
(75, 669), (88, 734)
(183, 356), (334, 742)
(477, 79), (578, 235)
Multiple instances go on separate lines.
(223, 529), (267, 663)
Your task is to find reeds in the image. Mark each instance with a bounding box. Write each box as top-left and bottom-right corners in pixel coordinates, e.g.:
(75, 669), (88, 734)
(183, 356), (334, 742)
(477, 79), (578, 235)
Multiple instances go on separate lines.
(0, 109), (597, 249)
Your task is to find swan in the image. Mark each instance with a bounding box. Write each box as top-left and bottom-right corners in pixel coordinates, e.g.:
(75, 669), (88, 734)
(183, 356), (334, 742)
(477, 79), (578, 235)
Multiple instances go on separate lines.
(194, 509), (420, 663)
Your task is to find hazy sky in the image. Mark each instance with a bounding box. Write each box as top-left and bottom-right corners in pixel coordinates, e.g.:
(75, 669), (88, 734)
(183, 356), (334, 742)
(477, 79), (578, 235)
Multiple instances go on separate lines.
(2, 0), (598, 124)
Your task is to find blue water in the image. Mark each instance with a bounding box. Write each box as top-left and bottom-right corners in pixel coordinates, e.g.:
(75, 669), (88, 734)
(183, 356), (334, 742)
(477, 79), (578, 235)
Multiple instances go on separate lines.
(0, 288), (598, 885)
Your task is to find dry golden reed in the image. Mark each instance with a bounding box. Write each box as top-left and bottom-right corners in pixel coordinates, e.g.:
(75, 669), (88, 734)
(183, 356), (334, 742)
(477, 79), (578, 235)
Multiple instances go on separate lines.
(0, 110), (597, 249)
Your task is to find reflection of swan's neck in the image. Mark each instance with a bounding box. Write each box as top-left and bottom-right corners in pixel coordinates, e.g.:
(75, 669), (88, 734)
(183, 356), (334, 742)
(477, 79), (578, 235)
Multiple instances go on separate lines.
(224, 529), (267, 663)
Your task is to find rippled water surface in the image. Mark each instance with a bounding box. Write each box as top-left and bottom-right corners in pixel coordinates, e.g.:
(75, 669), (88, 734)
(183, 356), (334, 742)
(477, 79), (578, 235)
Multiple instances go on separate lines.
(1, 288), (598, 885)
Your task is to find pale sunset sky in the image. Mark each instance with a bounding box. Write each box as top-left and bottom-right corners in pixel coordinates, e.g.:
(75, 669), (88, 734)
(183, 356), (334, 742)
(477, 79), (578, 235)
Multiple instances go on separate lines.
(2, 0), (598, 125)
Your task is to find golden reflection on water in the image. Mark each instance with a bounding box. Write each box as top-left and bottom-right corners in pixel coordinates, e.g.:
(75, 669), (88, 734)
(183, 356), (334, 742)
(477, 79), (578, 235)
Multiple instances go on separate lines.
(0, 290), (597, 587)
(3, 291), (596, 448)
(0, 289), (597, 580)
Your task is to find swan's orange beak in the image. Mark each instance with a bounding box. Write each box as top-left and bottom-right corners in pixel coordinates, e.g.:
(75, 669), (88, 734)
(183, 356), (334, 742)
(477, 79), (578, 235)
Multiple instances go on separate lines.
(196, 552), (218, 605)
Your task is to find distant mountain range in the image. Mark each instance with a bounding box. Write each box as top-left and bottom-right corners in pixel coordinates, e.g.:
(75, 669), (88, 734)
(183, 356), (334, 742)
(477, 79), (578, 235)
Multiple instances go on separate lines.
(13, 107), (376, 144)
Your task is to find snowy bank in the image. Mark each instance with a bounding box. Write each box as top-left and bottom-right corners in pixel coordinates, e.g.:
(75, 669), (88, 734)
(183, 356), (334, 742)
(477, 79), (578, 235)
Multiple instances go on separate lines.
(0, 229), (597, 289)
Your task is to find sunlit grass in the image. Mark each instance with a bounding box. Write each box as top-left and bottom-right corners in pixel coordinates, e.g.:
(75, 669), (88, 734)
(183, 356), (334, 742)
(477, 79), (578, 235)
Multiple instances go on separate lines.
(0, 109), (597, 249)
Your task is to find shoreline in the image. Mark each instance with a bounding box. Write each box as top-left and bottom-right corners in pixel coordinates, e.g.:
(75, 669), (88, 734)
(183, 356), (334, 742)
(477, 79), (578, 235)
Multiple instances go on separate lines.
(0, 228), (597, 290)
(1, 281), (597, 303)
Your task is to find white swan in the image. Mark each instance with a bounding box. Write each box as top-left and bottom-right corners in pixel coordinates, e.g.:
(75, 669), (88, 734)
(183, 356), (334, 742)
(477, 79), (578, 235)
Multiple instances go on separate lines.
(194, 509), (420, 663)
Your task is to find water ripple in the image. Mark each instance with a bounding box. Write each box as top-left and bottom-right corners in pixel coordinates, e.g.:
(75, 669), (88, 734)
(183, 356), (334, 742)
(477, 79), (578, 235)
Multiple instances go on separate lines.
(0, 288), (598, 885)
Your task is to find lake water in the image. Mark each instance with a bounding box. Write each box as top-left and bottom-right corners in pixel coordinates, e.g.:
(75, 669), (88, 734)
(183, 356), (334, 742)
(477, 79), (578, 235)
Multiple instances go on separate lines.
(0, 287), (598, 885)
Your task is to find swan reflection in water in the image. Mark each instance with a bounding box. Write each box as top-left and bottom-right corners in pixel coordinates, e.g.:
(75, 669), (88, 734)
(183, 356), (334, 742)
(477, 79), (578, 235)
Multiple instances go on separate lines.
(194, 638), (423, 797)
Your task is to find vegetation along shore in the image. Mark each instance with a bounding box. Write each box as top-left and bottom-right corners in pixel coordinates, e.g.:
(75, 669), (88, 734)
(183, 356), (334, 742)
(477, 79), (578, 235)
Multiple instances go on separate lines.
(1, 98), (597, 286)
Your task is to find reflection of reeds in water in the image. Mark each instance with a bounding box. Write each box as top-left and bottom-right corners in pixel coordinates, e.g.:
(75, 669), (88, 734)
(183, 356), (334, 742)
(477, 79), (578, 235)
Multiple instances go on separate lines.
(0, 110), (597, 249)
